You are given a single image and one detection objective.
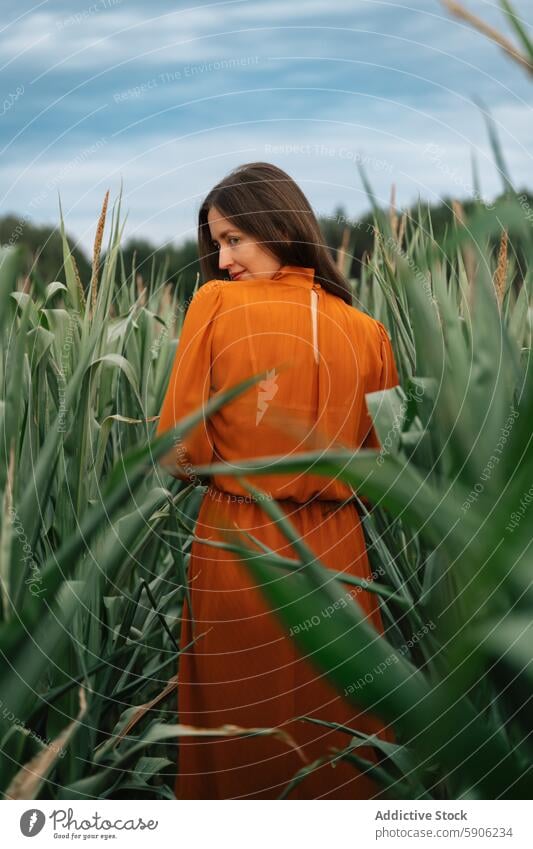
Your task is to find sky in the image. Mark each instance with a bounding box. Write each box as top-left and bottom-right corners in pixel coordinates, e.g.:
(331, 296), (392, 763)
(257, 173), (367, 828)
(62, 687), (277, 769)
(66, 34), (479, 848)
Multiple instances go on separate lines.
(1, 0), (532, 255)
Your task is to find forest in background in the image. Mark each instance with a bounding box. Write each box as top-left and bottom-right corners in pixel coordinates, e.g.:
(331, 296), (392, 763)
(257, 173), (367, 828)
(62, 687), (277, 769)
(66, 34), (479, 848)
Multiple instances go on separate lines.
(3, 186), (532, 306)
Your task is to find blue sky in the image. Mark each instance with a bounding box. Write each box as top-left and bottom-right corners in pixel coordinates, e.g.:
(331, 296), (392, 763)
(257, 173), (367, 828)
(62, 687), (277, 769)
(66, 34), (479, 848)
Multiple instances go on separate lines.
(1, 0), (532, 255)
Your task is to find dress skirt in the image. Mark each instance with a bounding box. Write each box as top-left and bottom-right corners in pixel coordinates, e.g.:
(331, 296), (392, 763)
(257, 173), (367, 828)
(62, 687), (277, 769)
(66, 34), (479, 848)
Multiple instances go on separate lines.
(175, 484), (395, 800)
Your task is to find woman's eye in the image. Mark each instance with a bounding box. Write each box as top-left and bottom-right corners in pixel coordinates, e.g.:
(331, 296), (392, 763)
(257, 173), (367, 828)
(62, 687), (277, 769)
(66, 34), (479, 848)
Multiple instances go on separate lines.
(212, 237), (239, 248)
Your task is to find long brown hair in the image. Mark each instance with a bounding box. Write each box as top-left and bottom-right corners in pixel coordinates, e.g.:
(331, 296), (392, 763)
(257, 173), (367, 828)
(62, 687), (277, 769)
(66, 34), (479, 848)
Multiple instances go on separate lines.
(197, 162), (353, 305)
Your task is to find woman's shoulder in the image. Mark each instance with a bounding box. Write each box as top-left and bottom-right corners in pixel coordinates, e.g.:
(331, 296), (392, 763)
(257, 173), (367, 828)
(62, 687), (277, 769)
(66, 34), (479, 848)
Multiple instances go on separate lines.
(185, 278), (229, 313)
(342, 299), (388, 338)
(193, 278), (229, 300)
(179, 279), (229, 328)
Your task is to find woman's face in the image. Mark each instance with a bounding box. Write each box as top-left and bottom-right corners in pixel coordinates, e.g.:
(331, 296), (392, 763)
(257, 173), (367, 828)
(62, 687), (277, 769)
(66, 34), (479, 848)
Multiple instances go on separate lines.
(207, 206), (283, 281)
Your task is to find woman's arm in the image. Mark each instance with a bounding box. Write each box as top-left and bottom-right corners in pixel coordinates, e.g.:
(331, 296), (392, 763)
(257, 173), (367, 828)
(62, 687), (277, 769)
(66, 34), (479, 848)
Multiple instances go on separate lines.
(361, 320), (400, 451)
(155, 281), (222, 482)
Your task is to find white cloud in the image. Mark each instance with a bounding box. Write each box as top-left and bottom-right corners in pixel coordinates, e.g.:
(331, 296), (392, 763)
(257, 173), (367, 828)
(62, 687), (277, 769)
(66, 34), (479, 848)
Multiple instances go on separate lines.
(3, 93), (530, 256)
(1, 0), (531, 259)
(2, 0), (373, 75)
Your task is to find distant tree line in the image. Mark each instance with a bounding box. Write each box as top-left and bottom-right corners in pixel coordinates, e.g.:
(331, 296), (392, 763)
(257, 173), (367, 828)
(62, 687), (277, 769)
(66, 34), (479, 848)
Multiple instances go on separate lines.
(1, 189), (531, 298)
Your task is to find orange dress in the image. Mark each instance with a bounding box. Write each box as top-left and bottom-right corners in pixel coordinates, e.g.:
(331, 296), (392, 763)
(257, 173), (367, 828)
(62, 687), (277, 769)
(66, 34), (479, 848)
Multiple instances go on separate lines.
(156, 265), (400, 799)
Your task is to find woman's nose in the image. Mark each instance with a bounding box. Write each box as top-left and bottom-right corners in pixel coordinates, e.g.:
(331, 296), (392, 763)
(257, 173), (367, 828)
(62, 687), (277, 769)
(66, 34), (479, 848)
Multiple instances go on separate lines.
(218, 245), (232, 269)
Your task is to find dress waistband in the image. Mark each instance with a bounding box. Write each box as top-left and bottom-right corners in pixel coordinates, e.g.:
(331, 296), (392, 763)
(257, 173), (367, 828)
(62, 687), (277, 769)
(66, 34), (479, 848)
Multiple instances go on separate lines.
(204, 483), (358, 509)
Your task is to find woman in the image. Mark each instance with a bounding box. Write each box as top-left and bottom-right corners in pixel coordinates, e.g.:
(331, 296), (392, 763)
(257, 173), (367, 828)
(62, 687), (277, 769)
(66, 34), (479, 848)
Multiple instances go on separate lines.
(156, 162), (400, 799)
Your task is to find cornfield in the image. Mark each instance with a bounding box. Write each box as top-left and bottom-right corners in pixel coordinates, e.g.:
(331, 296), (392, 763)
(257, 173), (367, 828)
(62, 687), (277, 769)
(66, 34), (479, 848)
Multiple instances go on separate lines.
(1, 163), (531, 799)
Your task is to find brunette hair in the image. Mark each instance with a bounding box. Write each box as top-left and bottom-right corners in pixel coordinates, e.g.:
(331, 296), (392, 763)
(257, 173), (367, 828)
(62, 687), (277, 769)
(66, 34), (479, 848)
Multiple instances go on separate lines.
(197, 162), (353, 305)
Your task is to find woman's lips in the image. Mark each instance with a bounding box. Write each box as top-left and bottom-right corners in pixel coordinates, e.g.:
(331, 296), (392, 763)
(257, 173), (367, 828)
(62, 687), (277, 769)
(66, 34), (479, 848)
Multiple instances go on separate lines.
(230, 271), (244, 280)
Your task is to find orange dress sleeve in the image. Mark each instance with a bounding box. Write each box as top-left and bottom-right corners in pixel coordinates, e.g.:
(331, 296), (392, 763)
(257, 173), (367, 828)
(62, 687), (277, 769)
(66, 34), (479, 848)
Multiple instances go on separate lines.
(376, 319), (400, 391)
(361, 320), (400, 451)
(155, 281), (222, 481)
